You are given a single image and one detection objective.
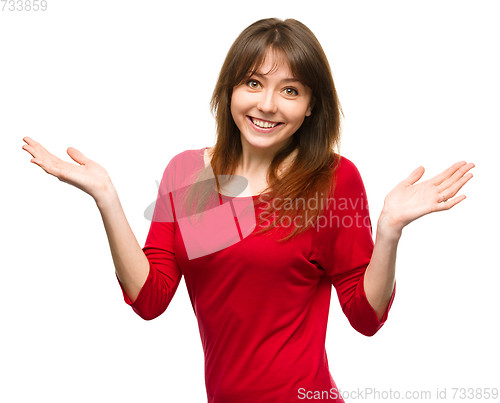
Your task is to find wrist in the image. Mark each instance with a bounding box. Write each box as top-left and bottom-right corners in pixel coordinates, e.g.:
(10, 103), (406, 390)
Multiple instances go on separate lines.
(94, 180), (119, 210)
(377, 210), (403, 242)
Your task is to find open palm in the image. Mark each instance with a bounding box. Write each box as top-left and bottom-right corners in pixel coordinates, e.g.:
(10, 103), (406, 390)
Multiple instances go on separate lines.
(380, 161), (475, 232)
(22, 137), (114, 202)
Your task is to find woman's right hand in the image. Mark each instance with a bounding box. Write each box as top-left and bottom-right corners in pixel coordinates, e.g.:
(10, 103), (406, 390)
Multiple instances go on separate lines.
(22, 136), (116, 204)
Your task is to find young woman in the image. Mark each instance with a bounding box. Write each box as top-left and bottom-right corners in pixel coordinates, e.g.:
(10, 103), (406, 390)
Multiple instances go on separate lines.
(22, 18), (474, 403)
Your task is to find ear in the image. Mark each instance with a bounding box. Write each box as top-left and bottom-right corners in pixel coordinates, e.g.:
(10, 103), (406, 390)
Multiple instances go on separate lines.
(305, 98), (315, 117)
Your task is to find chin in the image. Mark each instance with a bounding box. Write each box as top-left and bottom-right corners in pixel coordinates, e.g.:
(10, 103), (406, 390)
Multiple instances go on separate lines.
(242, 136), (290, 152)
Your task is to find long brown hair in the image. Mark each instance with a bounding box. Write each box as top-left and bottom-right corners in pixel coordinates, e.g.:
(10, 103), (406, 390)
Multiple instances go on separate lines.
(181, 18), (343, 242)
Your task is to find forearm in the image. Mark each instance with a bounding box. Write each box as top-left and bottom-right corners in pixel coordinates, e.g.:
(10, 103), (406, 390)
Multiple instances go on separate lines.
(95, 186), (150, 304)
(363, 160), (474, 321)
(363, 216), (401, 321)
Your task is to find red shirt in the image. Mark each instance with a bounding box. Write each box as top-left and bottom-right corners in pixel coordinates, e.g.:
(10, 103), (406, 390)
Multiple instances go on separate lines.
(117, 148), (395, 402)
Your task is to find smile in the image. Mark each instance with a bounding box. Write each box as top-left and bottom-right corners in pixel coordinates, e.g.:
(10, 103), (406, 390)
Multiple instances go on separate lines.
(247, 116), (283, 132)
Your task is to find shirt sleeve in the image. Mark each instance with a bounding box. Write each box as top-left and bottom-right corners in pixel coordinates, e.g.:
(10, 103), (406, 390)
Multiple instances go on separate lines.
(116, 155), (183, 321)
(310, 156), (396, 336)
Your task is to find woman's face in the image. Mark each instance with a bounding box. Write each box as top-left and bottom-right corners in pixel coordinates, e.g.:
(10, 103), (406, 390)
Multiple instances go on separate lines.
(230, 50), (313, 156)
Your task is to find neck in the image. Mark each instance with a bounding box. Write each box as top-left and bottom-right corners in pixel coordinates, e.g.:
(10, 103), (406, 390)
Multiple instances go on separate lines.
(238, 136), (296, 177)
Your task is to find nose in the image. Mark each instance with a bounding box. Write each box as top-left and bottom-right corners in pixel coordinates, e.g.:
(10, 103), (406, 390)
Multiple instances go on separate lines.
(257, 90), (278, 114)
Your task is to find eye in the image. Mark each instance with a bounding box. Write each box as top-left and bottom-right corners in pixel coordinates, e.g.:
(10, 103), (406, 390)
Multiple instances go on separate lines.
(283, 87), (298, 96)
(247, 80), (260, 89)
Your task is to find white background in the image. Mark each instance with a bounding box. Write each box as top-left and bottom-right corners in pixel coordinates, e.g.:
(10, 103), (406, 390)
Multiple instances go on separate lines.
(1, 1), (499, 402)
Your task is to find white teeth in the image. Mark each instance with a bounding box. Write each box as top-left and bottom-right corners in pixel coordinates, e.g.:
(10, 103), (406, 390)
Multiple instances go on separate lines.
(252, 118), (279, 128)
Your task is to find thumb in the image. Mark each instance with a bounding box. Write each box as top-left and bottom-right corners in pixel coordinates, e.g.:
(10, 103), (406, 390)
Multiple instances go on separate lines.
(67, 147), (89, 165)
(403, 166), (425, 186)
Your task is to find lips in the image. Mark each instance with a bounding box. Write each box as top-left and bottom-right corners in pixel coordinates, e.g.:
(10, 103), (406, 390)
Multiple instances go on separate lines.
(247, 116), (283, 132)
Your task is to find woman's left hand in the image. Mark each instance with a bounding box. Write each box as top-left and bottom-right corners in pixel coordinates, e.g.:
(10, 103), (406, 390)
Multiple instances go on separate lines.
(379, 161), (475, 237)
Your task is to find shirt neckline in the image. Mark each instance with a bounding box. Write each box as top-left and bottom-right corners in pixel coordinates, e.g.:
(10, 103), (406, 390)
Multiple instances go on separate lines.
(202, 147), (268, 200)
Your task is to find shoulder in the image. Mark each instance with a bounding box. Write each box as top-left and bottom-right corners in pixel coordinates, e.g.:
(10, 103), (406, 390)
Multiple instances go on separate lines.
(163, 147), (208, 174)
(160, 147), (207, 188)
(335, 155), (362, 178)
(331, 155), (367, 198)
(168, 147), (206, 166)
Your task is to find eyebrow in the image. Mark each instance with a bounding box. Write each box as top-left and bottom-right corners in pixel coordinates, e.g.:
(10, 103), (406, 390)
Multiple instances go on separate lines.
(251, 72), (301, 84)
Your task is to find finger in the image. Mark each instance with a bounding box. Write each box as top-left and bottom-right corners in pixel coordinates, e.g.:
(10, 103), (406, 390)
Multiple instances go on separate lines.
(22, 141), (54, 161)
(439, 172), (473, 201)
(23, 136), (37, 145)
(402, 166), (425, 186)
(22, 136), (53, 158)
(23, 136), (43, 150)
(22, 143), (37, 158)
(22, 137), (42, 157)
(30, 156), (63, 178)
(67, 147), (89, 165)
(431, 161), (468, 186)
(438, 162), (475, 192)
(436, 194), (466, 211)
